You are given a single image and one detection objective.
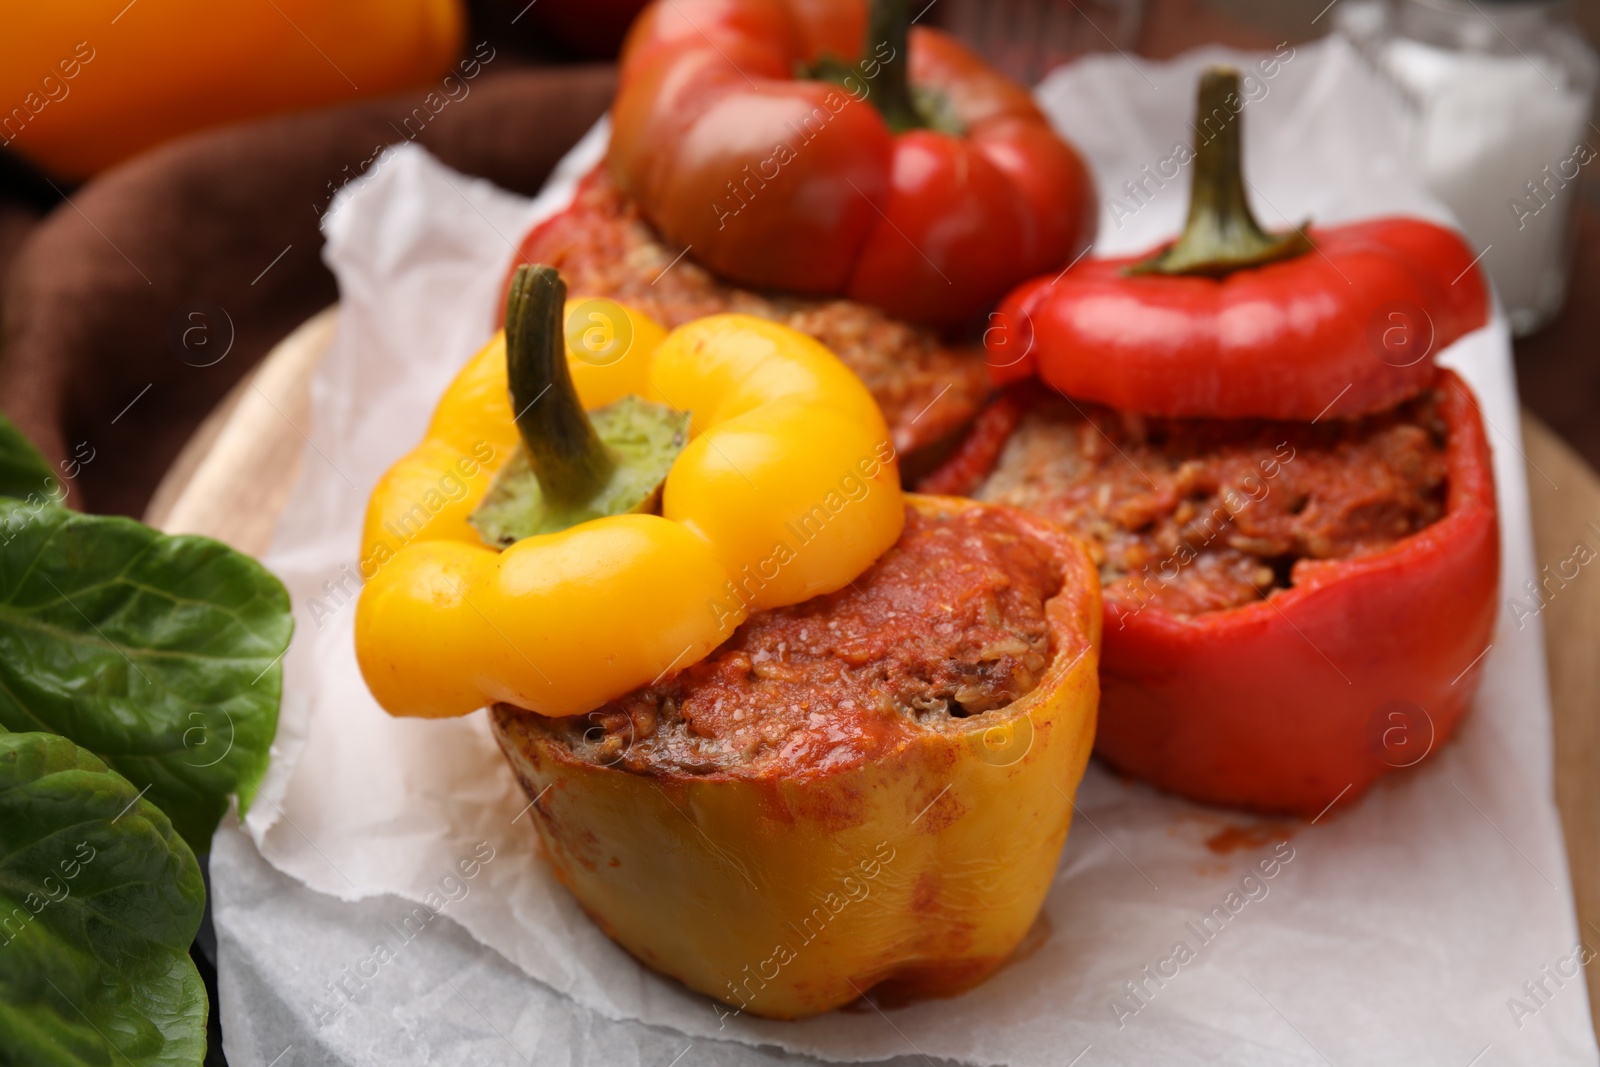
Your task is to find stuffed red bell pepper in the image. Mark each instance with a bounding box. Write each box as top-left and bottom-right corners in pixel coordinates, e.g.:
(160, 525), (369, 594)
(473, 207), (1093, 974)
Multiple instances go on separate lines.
(927, 66), (1499, 815)
(510, 0), (1095, 473)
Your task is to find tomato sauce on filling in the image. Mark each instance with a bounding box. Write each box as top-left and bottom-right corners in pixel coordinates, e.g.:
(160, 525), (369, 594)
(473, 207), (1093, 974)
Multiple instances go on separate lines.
(975, 387), (1450, 616)
(519, 167), (990, 462)
(531, 505), (1061, 777)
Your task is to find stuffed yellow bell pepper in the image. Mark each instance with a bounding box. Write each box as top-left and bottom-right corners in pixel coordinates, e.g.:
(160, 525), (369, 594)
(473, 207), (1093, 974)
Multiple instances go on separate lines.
(494, 494), (1101, 1018)
(357, 268), (1103, 1019)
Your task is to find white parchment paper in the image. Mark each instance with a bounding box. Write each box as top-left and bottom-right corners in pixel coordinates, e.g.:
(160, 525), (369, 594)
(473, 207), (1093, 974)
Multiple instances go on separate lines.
(218, 37), (1600, 1066)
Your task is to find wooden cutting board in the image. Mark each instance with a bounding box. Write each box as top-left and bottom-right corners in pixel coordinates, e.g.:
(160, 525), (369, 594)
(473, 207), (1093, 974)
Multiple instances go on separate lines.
(145, 307), (1600, 1039)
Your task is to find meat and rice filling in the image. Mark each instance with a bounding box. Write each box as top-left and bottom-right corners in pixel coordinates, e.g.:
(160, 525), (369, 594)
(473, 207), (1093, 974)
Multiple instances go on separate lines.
(974, 387), (1450, 616)
(514, 504), (1062, 777)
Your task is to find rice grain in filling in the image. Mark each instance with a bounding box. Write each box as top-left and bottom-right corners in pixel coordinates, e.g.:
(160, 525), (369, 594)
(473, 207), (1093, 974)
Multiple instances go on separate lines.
(522, 505), (1062, 778)
(975, 387), (1451, 616)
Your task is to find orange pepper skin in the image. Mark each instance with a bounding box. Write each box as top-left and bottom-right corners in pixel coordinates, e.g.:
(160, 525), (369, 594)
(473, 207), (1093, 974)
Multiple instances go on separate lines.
(1, 0), (465, 179)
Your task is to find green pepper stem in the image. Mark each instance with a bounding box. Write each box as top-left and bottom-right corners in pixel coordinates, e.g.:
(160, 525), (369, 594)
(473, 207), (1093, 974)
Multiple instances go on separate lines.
(1128, 66), (1313, 277)
(865, 0), (922, 133)
(504, 264), (614, 506)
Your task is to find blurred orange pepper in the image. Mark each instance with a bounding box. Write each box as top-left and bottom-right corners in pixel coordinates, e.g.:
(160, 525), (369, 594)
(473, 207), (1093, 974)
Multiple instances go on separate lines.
(1, 0), (466, 179)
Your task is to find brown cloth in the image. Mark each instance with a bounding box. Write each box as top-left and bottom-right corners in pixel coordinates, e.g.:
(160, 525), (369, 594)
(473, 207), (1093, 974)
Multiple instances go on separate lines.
(0, 65), (615, 517)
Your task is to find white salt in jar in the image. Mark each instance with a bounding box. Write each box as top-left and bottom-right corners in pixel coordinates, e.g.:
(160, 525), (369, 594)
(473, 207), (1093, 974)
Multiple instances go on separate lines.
(1341, 0), (1597, 335)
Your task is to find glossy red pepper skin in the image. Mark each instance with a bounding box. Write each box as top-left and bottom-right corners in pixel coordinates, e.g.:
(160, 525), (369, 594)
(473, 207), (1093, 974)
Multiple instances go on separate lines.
(608, 0), (1095, 325)
(1094, 369), (1498, 814)
(988, 218), (1490, 421)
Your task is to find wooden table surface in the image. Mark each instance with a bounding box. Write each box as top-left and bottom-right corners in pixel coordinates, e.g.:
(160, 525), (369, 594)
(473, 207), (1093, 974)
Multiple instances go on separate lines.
(147, 308), (1600, 1041)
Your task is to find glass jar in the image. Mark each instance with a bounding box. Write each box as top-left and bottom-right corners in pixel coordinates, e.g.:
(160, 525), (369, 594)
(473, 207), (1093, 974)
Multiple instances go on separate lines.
(1340, 0), (1599, 335)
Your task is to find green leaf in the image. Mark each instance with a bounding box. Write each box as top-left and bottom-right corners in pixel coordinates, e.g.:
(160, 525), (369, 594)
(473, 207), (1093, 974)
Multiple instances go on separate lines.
(0, 502), (293, 853)
(0, 730), (207, 1067)
(0, 414), (61, 503)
